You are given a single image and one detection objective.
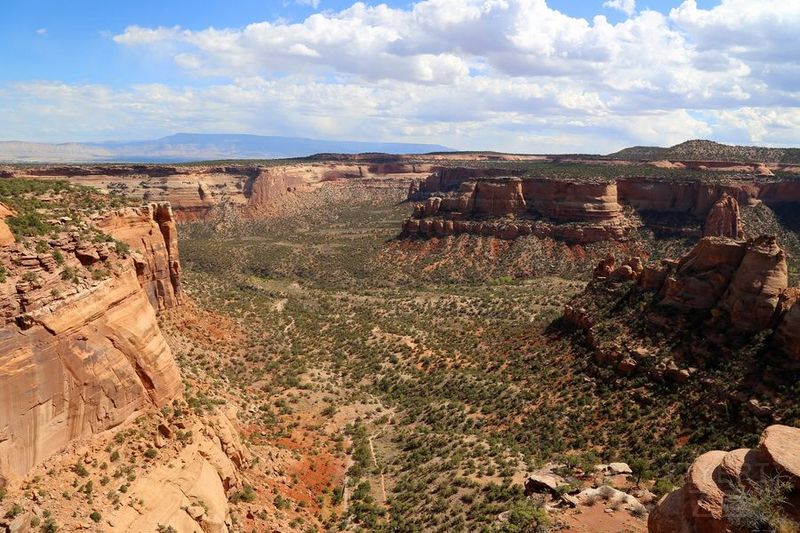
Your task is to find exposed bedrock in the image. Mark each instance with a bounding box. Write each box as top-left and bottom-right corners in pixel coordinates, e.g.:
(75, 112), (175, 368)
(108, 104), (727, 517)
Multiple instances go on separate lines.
(95, 202), (183, 310)
(413, 167), (525, 197)
(649, 425), (800, 533)
(575, 234), (799, 359)
(704, 194), (744, 239)
(522, 179), (624, 223)
(0, 204), (185, 486)
(0, 263), (181, 484)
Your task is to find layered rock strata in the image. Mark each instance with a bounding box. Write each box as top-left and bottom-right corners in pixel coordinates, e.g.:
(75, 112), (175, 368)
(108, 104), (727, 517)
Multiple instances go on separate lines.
(649, 425), (800, 533)
(0, 207), (183, 486)
(704, 194), (744, 239)
(405, 173), (800, 244)
(95, 202), (182, 310)
(403, 177), (632, 244)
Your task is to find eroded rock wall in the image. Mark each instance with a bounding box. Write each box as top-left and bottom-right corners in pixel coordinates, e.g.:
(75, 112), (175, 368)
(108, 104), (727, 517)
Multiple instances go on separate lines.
(95, 202), (182, 310)
(0, 264), (181, 483)
(649, 425), (800, 533)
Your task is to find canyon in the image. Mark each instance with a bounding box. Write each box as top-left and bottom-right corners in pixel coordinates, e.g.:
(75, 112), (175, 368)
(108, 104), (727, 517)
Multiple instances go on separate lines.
(1, 147), (800, 532)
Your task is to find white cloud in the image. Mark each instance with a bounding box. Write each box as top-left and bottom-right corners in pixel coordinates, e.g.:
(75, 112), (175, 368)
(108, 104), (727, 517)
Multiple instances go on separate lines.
(603, 0), (636, 16)
(36, 28), (47, 35)
(3, 0), (798, 152)
(294, 0), (320, 8)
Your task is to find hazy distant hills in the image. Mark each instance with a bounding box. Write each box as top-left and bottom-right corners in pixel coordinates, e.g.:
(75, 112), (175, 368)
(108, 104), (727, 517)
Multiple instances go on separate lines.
(609, 139), (800, 164)
(0, 133), (456, 163)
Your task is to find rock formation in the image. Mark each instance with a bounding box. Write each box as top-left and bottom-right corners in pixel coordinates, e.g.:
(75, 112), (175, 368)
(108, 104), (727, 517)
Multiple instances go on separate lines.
(0, 203), (14, 246)
(704, 194), (744, 239)
(569, 235), (800, 371)
(403, 177), (632, 244)
(718, 236), (787, 330)
(96, 202), (183, 310)
(112, 411), (251, 533)
(649, 425), (800, 533)
(0, 204), (183, 487)
(659, 237), (749, 311)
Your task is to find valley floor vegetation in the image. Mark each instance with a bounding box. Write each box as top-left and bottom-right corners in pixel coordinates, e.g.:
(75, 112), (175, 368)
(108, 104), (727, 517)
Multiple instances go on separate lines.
(172, 188), (792, 531)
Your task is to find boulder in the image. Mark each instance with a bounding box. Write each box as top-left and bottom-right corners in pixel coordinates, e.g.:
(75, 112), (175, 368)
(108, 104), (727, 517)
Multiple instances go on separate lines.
(525, 473), (566, 495)
(659, 237), (747, 311)
(650, 425), (800, 533)
(758, 425), (800, 487)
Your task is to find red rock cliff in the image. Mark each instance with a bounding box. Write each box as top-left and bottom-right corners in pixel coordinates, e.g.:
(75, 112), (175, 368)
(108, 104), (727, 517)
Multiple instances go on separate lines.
(0, 202), (185, 487)
(95, 202), (182, 310)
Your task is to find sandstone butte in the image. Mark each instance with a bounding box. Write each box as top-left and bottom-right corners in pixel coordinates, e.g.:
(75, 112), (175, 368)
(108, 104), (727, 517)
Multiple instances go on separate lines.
(567, 234), (800, 362)
(402, 170), (800, 244)
(649, 424), (800, 533)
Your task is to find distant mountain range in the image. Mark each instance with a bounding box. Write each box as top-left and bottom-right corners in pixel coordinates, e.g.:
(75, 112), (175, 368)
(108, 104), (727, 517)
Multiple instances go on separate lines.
(0, 133), (456, 163)
(608, 139), (800, 164)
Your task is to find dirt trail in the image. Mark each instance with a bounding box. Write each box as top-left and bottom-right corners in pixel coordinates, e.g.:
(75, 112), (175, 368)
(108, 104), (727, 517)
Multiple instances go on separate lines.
(366, 409), (394, 505)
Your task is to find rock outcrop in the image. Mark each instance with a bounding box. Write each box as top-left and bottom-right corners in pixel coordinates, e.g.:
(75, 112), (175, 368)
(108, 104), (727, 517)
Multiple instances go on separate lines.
(649, 425), (800, 533)
(718, 236), (787, 330)
(659, 237), (749, 311)
(403, 177), (632, 244)
(0, 203), (14, 246)
(0, 262), (181, 484)
(96, 203), (183, 310)
(570, 235), (800, 369)
(523, 179), (624, 223)
(0, 204), (184, 486)
(704, 194), (744, 239)
(113, 411), (251, 533)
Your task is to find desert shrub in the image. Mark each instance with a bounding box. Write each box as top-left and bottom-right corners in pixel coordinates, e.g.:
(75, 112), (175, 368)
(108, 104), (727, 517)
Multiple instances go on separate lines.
(230, 484), (256, 503)
(723, 474), (796, 533)
(7, 212), (53, 237)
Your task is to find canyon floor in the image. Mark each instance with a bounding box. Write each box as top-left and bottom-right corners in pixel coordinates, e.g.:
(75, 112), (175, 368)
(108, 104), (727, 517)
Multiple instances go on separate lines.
(162, 181), (787, 531)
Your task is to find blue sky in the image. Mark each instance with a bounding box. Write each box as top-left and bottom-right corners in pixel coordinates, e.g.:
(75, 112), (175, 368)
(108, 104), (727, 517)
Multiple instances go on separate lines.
(1, 0), (797, 152)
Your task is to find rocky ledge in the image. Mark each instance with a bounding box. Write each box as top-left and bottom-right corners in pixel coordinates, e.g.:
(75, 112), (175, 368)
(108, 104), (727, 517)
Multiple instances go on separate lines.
(403, 170), (800, 245)
(402, 177), (632, 244)
(649, 424), (800, 533)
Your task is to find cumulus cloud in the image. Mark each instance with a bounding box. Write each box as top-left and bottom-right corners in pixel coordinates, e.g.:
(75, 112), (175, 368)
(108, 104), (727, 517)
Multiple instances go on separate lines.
(603, 0), (636, 16)
(5, 0), (799, 151)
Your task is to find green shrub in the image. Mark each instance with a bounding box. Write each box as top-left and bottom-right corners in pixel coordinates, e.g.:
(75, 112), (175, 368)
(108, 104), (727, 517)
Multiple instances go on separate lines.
(89, 511), (101, 523)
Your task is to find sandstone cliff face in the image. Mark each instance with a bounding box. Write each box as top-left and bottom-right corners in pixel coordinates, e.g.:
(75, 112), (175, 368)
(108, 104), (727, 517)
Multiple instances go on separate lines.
(616, 179), (754, 216)
(403, 177), (632, 244)
(523, 179), (624, 223)
(0, 263), (181, 484)
(649, 425), (800, 533)
(95, 203), (182, 310)
(718, 236), (787, 330)
(659, 237), (748, 311)
(414, 167), (523, 198)
(704, 194), (744, 239)
(112, 411), (251, 533)
(0, 203), (184, 486)
(0, 203), (14, 246)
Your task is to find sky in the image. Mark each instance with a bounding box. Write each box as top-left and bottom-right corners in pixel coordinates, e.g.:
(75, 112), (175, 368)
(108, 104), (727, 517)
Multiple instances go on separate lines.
(1, 0), (798, 153)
